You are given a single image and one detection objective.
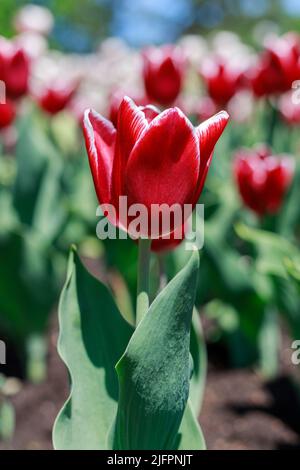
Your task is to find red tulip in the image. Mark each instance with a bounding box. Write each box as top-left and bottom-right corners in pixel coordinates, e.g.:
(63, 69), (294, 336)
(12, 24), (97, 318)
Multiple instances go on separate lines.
(142, 45), (185, 106)
(0, 37), (30, 99)
(234, 146), (294, 216)
(195, 96), (218, 123)
(108, 89), (149, 128)
(36, 81), (78, 115)
(249, 33), (300, 98)
(200, 58), (245, 107)
(83, 96), (229, 240)
(0, 99), (16, 129)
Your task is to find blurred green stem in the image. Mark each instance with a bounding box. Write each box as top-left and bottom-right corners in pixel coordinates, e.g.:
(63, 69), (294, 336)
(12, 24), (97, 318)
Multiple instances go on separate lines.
(136, 238), (151, 326)
(258, 308), (280, 379)
(158, 254), (168, 293)
(266, 100), (279, 147)
(260, 213), (277, 232)
(26, 334), (47, 384)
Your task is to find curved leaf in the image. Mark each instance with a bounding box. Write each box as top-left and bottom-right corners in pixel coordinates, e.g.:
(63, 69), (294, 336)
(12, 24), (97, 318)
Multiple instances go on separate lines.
(112, 250), (201, 450)
(177, 400), (206, 450)
(189, 310), (207, 416)
(53, 248), (133, 449)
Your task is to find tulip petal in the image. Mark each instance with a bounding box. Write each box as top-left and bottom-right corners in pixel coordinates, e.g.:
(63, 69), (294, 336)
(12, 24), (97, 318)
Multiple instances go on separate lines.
(126, 107), (199, 209)
(194, 110), (229, 203)
(113, 96), (148, 197)
(139, 104), (160, 123)
(83, 109), (116, 205)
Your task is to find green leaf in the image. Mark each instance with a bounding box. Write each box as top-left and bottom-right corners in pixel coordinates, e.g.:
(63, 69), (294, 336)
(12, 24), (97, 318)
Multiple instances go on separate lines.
(189, 311), (207, 416)
(0, 230), (58, 342)
(177, 400), (206, 450)
(235, 222), (300, 279)
(31, 158), (66, 244)
(13, 113), (57, 227)
(111, 250), (201, 450)
(53, 247), (133, 450)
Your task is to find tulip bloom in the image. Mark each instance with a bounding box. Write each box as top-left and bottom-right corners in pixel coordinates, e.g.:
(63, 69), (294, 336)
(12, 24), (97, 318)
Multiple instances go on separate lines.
(36, 81), (78, 115)
(249, 33), (300, 98)
(0, 37), (30, 99)
(195, 96), (218, 123)
(0, 100), (16, 129)
(83, 96), (229, 241)
(234, 146), (294, 216)
(142, 46), (185, 106)
(108, 89), (148, 128)
(200, 59), (245, 107)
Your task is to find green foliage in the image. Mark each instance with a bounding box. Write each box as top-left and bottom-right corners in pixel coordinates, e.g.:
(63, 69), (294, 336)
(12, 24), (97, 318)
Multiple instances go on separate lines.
(0, 400), (15, 441)
(189, 310), (207, 415)
(112, 251), (200, 450)
(54, 248), (205, 450)
(53, 248), (133, 449)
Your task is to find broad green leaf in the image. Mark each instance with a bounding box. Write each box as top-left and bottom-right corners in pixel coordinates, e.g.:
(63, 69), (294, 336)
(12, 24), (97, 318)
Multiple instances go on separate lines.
(189, 311), (207, 416)
(112, 250), (200, 450)
(177, 400), (206, 450)
(53, 248), (133, 450)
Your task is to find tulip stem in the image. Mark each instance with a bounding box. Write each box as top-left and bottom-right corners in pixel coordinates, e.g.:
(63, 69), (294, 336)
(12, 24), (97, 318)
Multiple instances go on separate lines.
(158, 254), (168, 293)
(136, 238), (152, 326)
(266, 100), (278, 147)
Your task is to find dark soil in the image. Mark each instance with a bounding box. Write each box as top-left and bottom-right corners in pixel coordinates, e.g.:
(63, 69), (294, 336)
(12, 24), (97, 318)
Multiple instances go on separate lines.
(1, 317), (300, 450)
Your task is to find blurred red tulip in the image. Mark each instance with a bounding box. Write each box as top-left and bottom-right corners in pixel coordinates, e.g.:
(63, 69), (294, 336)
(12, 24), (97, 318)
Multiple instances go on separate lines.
(142, 45), (185, 106)
(234, 146), (294, 216)
(195, 96), (218, 123)
(0, 37), (30, 99)
(36, 81), (78, 115)
(83, 96), (229, 239)
(249, 33), (300, 98)
(200, 58), (245, 107)
(279, 91), (300, 125)
(108, 89), (149, 128)
(0, 99), (16, 129)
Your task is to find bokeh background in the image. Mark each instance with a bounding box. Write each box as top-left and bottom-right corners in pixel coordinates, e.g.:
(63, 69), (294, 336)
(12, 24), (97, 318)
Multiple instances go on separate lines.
(2, 0), (300, 49)
(0, 0), (300, 450)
